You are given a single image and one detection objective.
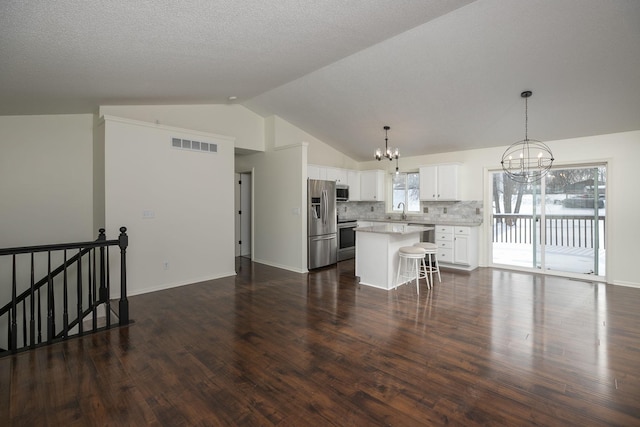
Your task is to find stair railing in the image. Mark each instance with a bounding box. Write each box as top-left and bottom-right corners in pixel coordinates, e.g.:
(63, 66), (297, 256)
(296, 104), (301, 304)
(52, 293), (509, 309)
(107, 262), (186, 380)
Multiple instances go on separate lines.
(0, 227), (129, 356)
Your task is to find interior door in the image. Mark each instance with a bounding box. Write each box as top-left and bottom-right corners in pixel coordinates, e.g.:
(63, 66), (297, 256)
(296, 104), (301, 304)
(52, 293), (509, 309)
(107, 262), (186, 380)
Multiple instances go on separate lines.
(239, 172), (252, 257)
(235, 172), (252, 258)
(234, 173), (241, 257)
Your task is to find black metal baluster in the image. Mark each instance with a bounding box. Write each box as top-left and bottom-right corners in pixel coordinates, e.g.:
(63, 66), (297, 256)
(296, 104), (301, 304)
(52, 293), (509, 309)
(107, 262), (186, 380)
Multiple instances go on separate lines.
(63, 249), (69, 338)
(89, 247), (96, 331)
(22, 299), (26, 348)
(47, 251), (53, 343)
(105, 245), (111, 327)
(10, 255), (17, 351)
(77, 248), (83, 335)
(37, 285), (42, 344)
(118, 227), (129, 326)
(30, 253), (35, 348)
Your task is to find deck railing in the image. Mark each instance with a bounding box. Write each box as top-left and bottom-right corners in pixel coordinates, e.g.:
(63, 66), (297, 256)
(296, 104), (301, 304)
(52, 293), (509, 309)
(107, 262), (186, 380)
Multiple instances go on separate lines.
(0, 227), (129, 356)
(493, 214), (605, 249)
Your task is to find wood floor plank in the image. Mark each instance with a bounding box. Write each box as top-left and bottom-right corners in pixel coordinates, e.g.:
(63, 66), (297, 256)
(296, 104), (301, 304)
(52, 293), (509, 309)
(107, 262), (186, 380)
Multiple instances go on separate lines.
(2, 257), (640, 425)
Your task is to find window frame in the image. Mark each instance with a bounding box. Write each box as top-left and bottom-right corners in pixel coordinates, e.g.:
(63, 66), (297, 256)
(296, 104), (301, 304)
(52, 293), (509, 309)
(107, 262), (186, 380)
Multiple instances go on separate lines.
(391, 172), (421, 213)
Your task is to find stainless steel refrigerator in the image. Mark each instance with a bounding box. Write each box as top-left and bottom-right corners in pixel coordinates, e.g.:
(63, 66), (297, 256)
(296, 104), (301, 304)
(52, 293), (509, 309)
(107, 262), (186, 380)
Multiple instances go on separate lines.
(308, 179), (337, 269)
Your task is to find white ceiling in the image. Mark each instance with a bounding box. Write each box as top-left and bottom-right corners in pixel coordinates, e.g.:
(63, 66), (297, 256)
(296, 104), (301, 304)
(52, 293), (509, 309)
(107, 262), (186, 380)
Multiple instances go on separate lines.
(1, 0), (639, 161)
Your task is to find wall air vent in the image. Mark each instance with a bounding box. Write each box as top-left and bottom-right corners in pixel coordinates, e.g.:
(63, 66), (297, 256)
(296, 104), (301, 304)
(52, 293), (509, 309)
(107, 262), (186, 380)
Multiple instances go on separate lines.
(171, 137), (218, 154)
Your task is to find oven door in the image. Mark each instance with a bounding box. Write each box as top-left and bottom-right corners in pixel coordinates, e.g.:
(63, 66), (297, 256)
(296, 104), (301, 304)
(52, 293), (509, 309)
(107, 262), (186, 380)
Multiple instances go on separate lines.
(337, 222), (356, 261)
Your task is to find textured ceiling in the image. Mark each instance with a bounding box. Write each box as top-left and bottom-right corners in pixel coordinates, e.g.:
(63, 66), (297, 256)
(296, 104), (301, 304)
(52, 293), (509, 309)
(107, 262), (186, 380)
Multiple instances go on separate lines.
(1, 0), (639, 161)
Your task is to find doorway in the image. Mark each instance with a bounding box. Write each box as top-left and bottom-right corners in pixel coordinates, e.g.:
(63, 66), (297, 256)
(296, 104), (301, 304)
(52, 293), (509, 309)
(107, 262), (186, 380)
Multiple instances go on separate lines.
(235, 172), (252, 258)
(490, 164), (606, 279)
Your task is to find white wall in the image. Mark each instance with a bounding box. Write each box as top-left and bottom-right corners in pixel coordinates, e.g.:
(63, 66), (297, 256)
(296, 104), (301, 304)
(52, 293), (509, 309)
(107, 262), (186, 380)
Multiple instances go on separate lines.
(99, 104), (265, 153)
(0, 114), (96, 246)
(102, 116), (236, 296)
(93, 116), (106, 234)
(236, 140), (308, 273)
(361, 130), (640, 287)
(269, 115), (359, 169)
(0, 114), (95, 324)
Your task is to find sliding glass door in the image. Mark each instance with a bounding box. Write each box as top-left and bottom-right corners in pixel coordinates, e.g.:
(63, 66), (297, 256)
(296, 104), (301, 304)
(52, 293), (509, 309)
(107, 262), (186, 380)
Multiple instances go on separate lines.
(491, 165), (606, 278)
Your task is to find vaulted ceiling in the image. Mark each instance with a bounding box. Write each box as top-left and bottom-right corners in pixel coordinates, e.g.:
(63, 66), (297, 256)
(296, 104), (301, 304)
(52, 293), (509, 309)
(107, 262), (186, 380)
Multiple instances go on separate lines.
(2, 0), (639, 161)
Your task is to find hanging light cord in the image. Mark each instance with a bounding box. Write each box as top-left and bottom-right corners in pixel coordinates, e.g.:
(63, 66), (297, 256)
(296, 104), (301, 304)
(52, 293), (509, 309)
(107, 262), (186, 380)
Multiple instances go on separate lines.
(524, 94), (529, 141)
(384, 128), (389, 155)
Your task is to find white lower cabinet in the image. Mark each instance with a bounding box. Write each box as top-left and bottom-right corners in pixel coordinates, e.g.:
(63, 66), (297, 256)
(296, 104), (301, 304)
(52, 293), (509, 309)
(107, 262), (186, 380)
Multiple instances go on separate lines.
(435, 225), (454, 263)
(435, 225), (478, 270)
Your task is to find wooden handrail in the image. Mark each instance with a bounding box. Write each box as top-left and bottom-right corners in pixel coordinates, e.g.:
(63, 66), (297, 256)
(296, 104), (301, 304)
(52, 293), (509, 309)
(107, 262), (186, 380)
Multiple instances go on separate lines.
(0, 227), (129, 356)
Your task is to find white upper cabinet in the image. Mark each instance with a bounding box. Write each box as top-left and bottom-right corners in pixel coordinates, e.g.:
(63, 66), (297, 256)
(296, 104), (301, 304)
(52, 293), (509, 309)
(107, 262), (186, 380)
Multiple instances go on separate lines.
(308, 165), (326, 180)
(308, 165), (361, 200)
(347, 170), (361, 201)
(360, 170), (385, 201)
(419, 164), (460, 201)
(325, 167), (348, 184)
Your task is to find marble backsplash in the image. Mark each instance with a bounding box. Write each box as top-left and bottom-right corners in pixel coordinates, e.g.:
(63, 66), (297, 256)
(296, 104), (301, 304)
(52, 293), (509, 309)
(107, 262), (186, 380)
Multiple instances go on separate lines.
(337, 200), (483, 224)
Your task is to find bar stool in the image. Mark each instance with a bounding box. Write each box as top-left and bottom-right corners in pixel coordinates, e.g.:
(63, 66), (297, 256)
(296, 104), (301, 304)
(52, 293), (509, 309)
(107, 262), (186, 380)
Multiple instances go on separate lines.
(413, 242), (441, 287)
(396, 246), (428, 294)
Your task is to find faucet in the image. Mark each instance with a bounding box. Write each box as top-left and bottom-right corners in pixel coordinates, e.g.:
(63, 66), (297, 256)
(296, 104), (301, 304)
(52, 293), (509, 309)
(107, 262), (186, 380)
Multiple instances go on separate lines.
(397, 202), (406, 220)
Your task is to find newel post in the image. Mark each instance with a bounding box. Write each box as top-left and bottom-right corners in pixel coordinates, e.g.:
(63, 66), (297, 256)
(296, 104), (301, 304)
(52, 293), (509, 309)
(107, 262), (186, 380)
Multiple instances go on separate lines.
(98, 228), (108, 303)
(118, 227), (129, 325)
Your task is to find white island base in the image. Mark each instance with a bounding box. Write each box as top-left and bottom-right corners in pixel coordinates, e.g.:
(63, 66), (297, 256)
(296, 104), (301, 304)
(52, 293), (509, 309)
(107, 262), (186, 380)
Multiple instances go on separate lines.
(355, 224), (430, 290)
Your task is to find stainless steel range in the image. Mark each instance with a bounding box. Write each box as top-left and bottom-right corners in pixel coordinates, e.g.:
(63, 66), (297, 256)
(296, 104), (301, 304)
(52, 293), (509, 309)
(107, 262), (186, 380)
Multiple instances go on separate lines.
(337, 219), (357, 261)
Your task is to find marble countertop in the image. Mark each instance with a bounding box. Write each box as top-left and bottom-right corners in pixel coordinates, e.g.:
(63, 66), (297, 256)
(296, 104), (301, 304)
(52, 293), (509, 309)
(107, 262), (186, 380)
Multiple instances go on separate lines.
(354, 224), (433, 235)
(345, 218), (482, 227)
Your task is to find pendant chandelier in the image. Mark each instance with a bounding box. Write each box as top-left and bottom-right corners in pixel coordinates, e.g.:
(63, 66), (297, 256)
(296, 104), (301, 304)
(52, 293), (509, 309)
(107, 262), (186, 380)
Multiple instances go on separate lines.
(500, 91), (554, 183)
(375, 125), (398, 161)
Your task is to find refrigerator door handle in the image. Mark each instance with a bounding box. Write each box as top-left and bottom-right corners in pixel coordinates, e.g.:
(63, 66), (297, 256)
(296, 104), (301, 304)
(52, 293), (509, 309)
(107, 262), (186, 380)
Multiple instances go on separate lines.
(320, 189), (324, 225)
(311, 235), (336, 241)
(322, 189), (327, 226)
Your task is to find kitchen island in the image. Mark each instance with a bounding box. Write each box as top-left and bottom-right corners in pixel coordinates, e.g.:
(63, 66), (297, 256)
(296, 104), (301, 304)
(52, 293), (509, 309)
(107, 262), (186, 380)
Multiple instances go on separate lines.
(355, 224), (433, 290)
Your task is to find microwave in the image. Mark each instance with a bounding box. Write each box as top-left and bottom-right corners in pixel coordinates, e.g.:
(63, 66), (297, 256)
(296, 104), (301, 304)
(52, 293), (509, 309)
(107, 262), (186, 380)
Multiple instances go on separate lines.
(336, 184), (349, 202)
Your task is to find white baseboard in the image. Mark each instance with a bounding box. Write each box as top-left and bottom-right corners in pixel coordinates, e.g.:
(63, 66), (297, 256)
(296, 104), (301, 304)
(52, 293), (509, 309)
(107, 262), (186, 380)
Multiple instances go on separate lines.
(111, 271), (237, 298)
(610, 280), (640, 289)
(252, 258), (307, 274)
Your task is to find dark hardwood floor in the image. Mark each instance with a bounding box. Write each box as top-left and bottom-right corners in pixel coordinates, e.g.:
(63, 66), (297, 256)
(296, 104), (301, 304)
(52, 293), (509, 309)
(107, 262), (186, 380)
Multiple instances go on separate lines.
(2, 257), (640, 426)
